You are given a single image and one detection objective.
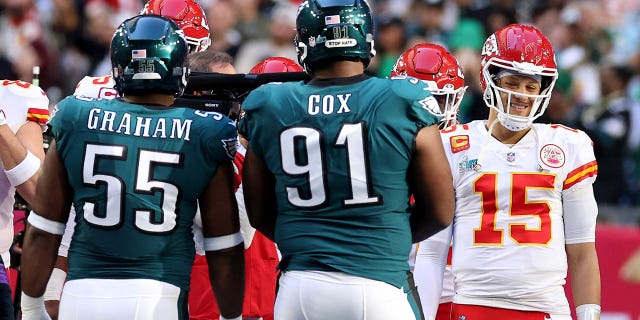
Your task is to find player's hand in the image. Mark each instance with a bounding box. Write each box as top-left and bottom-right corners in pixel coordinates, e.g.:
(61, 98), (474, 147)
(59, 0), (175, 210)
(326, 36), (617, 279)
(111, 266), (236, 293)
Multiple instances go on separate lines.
(21, 293), (52, 320)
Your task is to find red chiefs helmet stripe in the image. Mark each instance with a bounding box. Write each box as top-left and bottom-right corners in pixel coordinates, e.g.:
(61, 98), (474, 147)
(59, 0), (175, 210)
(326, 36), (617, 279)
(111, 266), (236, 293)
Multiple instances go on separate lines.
(563, 160), (598, 190)
(26, 107), (50, 125)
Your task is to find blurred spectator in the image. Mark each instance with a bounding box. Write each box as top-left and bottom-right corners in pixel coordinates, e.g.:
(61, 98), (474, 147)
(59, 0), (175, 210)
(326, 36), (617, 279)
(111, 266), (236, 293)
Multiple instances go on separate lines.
(406, 0), (449, 47)
(0, 55), (17, 80)
(537, 69), (577, 125)
(0, 0), (55, 86)
(373, 0), (412, 18)
(369, 16), (406, 77)
(459, 0), (517, 39)
(453, 47), (485, 123)
(448, 18), (484, 52)
(206, 0), (243, 57)
(83, 0), (124, 76)
(233, 0), (276, 41)
(530, 0), (563, 38)
(580, 64), (635, 205)
(233, 2), (297, 73)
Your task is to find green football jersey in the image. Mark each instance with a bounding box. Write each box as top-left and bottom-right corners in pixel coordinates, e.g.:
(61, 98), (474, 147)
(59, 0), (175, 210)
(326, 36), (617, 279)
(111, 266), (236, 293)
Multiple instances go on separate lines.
(239, 74), (441, 288)
(49, 96), (237, 290)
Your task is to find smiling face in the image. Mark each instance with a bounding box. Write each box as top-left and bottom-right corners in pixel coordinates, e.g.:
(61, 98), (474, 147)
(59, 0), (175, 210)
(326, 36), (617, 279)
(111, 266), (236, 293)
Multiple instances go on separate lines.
(495, 74), (542, 117)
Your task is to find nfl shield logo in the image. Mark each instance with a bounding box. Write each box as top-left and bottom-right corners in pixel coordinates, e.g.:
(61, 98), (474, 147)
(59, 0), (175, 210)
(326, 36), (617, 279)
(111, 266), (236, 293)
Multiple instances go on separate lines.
(506, 152), (516, 162)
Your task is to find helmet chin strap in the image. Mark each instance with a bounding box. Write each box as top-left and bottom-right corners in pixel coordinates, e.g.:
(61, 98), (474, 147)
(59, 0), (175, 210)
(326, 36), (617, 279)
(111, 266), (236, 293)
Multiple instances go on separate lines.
(496, 112), (533, 131)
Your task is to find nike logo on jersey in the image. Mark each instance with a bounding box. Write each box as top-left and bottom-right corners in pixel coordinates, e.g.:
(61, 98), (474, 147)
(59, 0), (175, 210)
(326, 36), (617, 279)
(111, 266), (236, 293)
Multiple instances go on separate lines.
(307, 93), (351, 115)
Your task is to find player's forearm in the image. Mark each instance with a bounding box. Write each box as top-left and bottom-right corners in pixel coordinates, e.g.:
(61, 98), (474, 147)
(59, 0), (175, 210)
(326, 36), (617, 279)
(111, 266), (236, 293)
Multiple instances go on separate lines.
(567, 242), (601, 307)
(0, 125), (26, 167)
(207, 244), (245, 318)
(1, 123), (45, 203)
(21, 225), (62, 297)
(410, 205), (450, 243)
(414, 231), (450, 317)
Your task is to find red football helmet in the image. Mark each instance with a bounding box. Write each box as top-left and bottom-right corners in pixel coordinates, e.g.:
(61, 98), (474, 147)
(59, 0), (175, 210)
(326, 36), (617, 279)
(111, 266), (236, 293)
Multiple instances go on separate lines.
(141, 0), (211, 53)
(480, 24), (558, 131)
(249, 57), (303, 74)
(391, 43), (467, 128)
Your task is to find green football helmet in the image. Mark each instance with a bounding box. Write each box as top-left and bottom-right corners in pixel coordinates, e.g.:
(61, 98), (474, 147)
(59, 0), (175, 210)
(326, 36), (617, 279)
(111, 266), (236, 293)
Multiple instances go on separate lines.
(111, 14), (189, 95)
(295, 0), (376, 72)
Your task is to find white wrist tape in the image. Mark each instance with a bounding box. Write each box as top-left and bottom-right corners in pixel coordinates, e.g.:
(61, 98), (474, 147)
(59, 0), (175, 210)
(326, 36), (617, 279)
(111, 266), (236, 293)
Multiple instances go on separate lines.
(203, 231), (243, 251)
(4, 150), (41, 186)
(28, 211), (66, 235)
(44, 268), (67, 301)
(576, 304), (601, 320)
(220, 316), (242, 320)
(21, 293), (52, 320)
(0, 111), (7, 126)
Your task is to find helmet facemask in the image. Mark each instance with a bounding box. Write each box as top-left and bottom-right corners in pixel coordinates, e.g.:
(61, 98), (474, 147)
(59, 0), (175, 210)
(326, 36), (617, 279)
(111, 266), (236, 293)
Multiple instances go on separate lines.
(430, 84), (467, 129)
(479, 24), (559, 132)
(183, 35), (211, 53)
(482, 58), (557, 131)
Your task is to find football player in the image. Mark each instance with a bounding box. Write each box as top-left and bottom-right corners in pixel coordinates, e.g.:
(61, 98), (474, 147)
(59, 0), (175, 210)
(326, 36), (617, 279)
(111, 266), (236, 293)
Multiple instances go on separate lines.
(419, 24), (601, 320)
(239, 1), (454, 319)
(41, 74), (117, 319)
(0, 79), (49, 320)
(188, 55), (302, 320)
(42, 1), (212, 317)
(391, 43), (467, 320)
(20, 15), (244, 320)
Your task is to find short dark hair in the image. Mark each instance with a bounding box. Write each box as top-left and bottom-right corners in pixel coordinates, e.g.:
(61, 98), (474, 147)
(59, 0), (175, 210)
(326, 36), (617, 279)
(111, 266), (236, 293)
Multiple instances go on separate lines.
(188, 50), (234, 72)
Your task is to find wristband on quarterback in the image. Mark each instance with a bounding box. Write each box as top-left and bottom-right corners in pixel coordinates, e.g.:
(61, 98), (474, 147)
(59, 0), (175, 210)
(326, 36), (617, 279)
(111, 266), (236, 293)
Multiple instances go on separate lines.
(4, 150), (41, 186)
(576, 304), (601, 320)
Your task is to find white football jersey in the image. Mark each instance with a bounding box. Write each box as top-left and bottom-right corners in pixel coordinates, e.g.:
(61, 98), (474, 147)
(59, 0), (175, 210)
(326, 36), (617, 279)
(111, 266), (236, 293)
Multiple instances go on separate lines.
(73, 75), (117, 100)
(411, 237), (454, 304)
(0, 80), (49, 258)
(441, 120), (597, 315)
